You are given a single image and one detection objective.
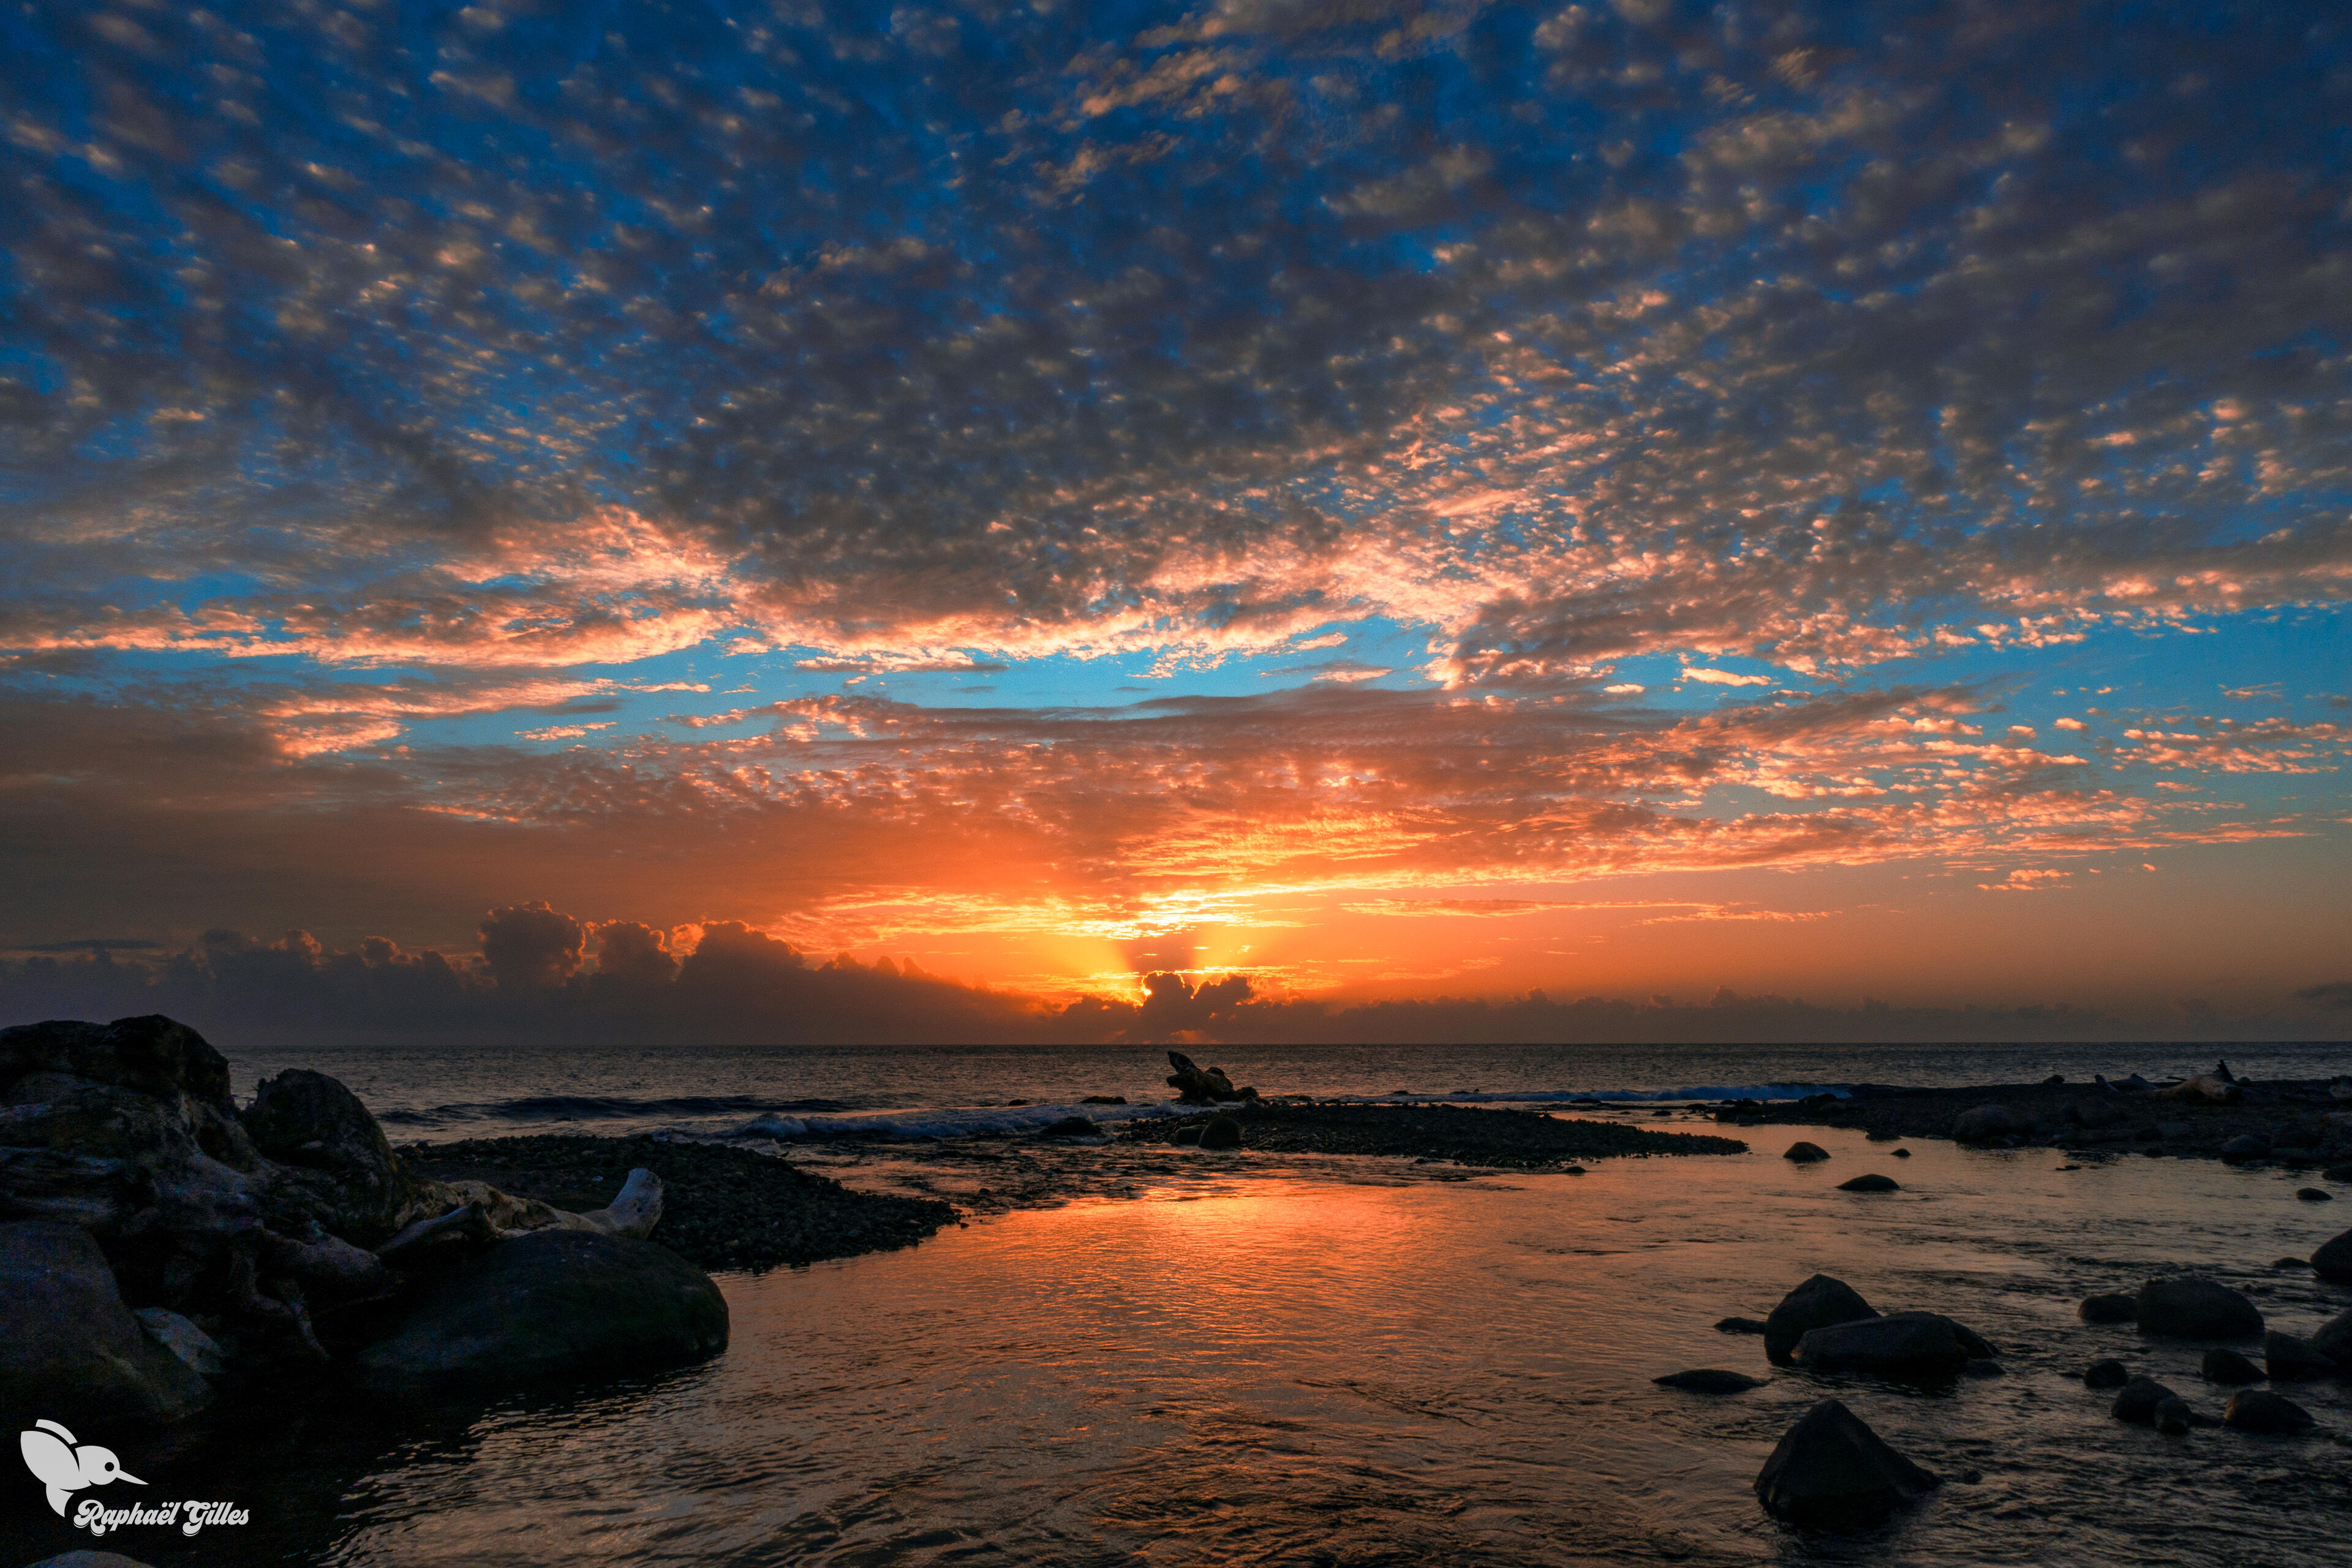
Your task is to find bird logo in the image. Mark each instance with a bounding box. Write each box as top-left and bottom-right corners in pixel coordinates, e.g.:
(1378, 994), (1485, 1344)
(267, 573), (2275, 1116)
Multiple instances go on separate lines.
(20, 1420), (143, 1517)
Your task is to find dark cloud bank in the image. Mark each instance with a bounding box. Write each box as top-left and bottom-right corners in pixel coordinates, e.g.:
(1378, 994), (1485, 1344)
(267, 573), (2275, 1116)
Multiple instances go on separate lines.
(2, 902), (2339, 1047)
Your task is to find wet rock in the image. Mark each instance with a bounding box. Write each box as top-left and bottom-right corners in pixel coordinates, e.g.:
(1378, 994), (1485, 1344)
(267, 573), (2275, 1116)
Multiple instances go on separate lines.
(1891, 1148), (1911, 1158)
(2310, 1306), (2352, 1370)
(2219, 1134), (2271, 1161)
(1715, 1316), (1770, 1335)
(1164, 1051), (1256, 1104)
(1079, 1095), (1128, 1105)
(2312, 1227), (2352, 1284)
(1782, 1141), (1830, 1163)
(1837, 1174), (1899, 1193)
(134, 1307), (224, 1380)
(1952, 1104), (2022, 1142)
(1654, 1368), (1763, 1393)
(2154, 1395), (2195, 1435)
(2201, 1348), (2261, 1384)
(2222, 1389), (2315, 1434)
(1197, 1117), (1243, 1151)
(2274, 1256), (2310, 1269)
(1795, 1311), (1994, 1378)
(2083, 1359), (2130, 1389)
(1764, 1274), (1879, 1365)
(2079, 1292), (2138, 1324)
(2135, 1276), (2263, 1338)
(1038, 1117), (1097, 1138)
(1753, 1398), (1939, 1528)
(1172, 1126), (1204, 1147)
(2297, 1187), (2333, 1201)
(0, 1221), (211, 1427)
(2264, 1330), (2336, 1382)
(352, 1229), (728, 1392)
(2111, 1375), (2177, 1423)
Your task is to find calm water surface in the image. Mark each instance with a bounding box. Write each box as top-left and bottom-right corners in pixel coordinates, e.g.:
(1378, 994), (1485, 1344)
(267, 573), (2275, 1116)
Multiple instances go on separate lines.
(27, 1116), (2352, 1567)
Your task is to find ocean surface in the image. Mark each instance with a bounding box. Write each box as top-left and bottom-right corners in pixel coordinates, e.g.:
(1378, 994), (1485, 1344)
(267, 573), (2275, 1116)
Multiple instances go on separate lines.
(9, 1040), (2351, 1567)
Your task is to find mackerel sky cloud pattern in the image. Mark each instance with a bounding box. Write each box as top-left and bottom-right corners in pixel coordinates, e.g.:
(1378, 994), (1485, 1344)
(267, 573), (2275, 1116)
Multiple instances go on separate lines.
(3, 1), (2348, 1026)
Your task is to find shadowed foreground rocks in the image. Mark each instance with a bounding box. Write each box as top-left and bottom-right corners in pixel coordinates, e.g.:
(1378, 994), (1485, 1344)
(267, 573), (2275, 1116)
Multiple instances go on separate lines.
(1754, 1400), (1939, 1528)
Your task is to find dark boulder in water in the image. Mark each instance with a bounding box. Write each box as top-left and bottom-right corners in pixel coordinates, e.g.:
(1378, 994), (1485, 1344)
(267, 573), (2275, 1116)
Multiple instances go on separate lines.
(2082, 1358), (2130, 1389)
(1837, 1174), (1899, 1193)
(2296, 1186), (2331, 1201)
(1783, 1141), (1830, 1163)
(2311, 1306), (2352, 1370)
(2222, 1389), (2315, 1434)
(2079, 1292), (2137, 1324)
(2264, 1330), (2336, 1382)
(1765, 1274), (1879, 1366)
(1038, 1117), (1097, 1138)
(2135, 1276), (2262, 1338)
(1653, 1368), (1763, 1393)
(2111, 1376), (2178, 1423)
(1715, 1316), (1769, 1335)
(2312, 1227), (2352, 1284)
(1173, 1126), (1204, 1146)
(1753, 1398), (1939, 1528)
(2154, 1395), (2195, 1435)
(2201, 1348), (2261, 1384)
(1197, 1116), (1243, 1150)
(353, 1229), (728, 1392)
(1794, 1311), (1994, 1378)
(1080, 1095), (1127, 1105)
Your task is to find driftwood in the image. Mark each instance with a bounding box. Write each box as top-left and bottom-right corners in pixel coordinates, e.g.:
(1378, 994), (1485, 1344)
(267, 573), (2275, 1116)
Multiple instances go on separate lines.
(375, 1201), (494, 1265)
(375, 1167), (662, 1264)
(261, 1227), (394, 1302)
(2160, 1074), (2242, 1106)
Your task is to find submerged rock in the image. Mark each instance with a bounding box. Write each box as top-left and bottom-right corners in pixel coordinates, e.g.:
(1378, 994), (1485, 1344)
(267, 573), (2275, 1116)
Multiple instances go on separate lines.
(2078, 1292), (2138, 1325)
(2082, 1358), (2130, 1389)
(1783, 1141), (1830, 1163)
(2222, 1390), (2315, 1434)
(2136, 1276), (2263, 1339)
(0, 1221), (211, 1427)
(1753, 1398), (1939, 1528)
(2312, 1227), (2352, 1284)
(1714, 1316), (1769, 1335)
(1794, 1311), (1994, 1378)
(1653, 1368), (1763, 1393)
(2201, 1348), (2261, 1384)
(2111, 1376), (2178, 1424)
(352, 1229), (729, 1393)
(1837, 1174), (1899, 1193)
(1765, 1275), (1879, 1365)
(2264, 1330), (2336, 1382)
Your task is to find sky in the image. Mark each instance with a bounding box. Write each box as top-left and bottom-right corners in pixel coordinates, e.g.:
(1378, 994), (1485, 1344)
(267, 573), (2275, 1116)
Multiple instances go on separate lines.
(2, 0), (2349, 1042)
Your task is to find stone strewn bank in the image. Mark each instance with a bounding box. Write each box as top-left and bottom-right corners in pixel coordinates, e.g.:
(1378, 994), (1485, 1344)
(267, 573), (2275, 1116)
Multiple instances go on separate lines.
(1122, 1099), (1749, 1166)
(0, 1014), (940, 1436)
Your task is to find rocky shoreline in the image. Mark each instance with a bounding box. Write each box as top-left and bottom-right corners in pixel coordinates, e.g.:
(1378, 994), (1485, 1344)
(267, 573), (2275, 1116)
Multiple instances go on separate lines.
(1120, 1098), (1747, 1166)
(1717, 1068), (2352, 1172)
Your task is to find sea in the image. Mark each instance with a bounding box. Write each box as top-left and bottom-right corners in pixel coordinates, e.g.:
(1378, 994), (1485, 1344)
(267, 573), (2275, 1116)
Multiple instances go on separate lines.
(9, 1038), (2350, 1567)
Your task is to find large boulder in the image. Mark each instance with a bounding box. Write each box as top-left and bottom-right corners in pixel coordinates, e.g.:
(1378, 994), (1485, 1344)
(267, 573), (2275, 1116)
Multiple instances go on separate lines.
(1793, 1312), (1994, 1378)
(0, 1221), (210, 1427)
(1764, 1274), (1879, 1365)
(1753, 1399), (1939, 1528)
(2136, 1276), (2263, 1339)
(243, 1068), (420, 1245)
(2311, 1306), (2352, 1370)
(2078, 1292), (2137, 1324)
(352, 1229), (729, 1392)
(0, 1016), (253, 1169)
(2222, 1389), (2315, 1434)
(1951, 1105), (2022, 1142)
(2312, 1227), (2352, 1284)
(1782, 1141), (1830, 1163)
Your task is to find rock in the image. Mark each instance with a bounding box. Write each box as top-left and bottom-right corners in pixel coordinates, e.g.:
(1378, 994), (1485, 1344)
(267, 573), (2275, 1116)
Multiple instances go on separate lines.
(1891, 1148), (1910, 1158)
(1764, 1274), (1879, 1365)
(1080, 1095), (1128, 1105)
(2079, 1292), (2138, 1324)
(1164, 1051), (1256, 1104)
(1654, 1368), (1763, 1393)
(1172, 1126), (1204, 1147)
(2219, 1134), (2271, 1161)
(352, 1229), (729, 1392)
(1753, 1398), (1939, 1528)
(1038, 1116), (1096, 1137)
(1783, 1141), (1830, 1163)
(2201, 1348), (2261, 1384)
(24, 1554), (164, 1567)
(2297, 1188), (2332, 1201)
(0, 1221), (211, 1427)
(2154, 1395), (2195, 1434)
(2275, 1256), (2310, 1269)
(1951, 1104), (2022, 1142)
(2222, 1389), (2315, 1434)
(243, 1067), (421, 1245)
(1837, 1174), (1900, 1193)
(1197, 1117), (1243, 1150)
(1715, 1316), (1769, 1335)
(1794, 1311), (1995, 1378)
(2264, 1330), (2337, 1381)
(2311, 1306), (2352, 1370)
(2111, 1376), (2177, 1423)
(2083, 1358), (2130, 1388)
(2159, 1074), (2241, 1106)
(2312, 1227), (2352, 1284)
(2328, 1164), (2352, 1182)
(134, 1307), (224, 1379)
(2135, 1276), (2262, 1338)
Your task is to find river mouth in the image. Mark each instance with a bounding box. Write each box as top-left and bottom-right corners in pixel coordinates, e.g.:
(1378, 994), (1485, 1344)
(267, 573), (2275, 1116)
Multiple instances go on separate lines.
(11, 1121), (2347, 1567)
